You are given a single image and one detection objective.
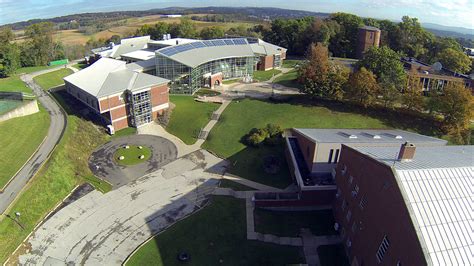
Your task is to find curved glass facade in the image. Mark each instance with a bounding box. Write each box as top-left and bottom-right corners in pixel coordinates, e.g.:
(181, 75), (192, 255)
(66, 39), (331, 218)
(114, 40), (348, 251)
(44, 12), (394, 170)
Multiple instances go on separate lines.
(156, 54), (256, 94)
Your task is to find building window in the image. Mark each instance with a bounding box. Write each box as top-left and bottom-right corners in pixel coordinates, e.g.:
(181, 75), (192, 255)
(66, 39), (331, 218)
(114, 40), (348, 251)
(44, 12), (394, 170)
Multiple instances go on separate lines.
(359, 195), (367, 210)
(349, 175), (353, 184)
(342, 199), (346, 211)
(334, 149), (340, 163)
(376, 235), (390, 263)
(352, 184), (359, 197)
(346, 210), (352, 222)
(341, 164), (347, 175)
(351, 221), (358, 232)
(328, 149), (334, 163)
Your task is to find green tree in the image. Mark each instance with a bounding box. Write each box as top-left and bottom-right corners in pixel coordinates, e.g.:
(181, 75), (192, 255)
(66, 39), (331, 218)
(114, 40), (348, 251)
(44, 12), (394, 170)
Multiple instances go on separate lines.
(200, 26), (225, 39)
(402, 71), (425, 111)
(136, 22), (170, 40)
(328, 12), (363, 58)
(23, 22), (63, 66)
(169, 18), (197, 38)
(298, 43), (329, 96)
(303, 18), (338, 47)
(395, 16), (434, 58)
(345, 67), (379, 107)
(438, 82), (473, 144)
(0, 27), (20, 77)
(264, 17), (313, 55)
(437, 48), (471, 74)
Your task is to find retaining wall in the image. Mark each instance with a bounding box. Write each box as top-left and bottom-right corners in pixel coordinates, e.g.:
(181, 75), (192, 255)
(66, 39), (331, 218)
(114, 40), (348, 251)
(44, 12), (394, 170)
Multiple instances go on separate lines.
(0, 100), (39, 122)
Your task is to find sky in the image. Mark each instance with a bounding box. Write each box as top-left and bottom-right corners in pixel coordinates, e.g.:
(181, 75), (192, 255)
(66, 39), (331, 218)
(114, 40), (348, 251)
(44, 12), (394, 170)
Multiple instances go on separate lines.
(0, 0), (473, 29)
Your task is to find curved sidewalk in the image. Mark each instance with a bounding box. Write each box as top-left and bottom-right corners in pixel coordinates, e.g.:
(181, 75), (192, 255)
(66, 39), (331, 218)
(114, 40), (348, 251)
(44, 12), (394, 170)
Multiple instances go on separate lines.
(0, 66), (68, 214)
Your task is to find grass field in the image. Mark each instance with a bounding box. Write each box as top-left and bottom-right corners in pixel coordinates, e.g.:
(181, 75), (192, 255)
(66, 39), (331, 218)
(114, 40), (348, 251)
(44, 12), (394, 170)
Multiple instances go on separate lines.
(33, 68), (73, 90)
(282, 59), (303, 68)
(0, 76), (31, 93)
(253, 69), (282, 82)
(72, 63), (88, 70)
(202, 98), (388, 187)
(219, 179), (256, 191)
(274, 69), (302, 89)
(0, 117), (108, 263)
(114, 145), (151, 166)
(318, 244), (349, 266)
(254, 209), (336, 237)
(126, 196), (304, 266)
(112, 127), (137, 139)
(166, 95), (219, 145)
(0, 106), (50, 190)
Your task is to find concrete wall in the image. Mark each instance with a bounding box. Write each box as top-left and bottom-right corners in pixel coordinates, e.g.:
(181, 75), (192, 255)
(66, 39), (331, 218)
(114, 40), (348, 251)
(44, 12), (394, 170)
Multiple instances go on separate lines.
(333, 145), (426, 266)
(0, 100), (39, 123)
(65, 81), (100, 112)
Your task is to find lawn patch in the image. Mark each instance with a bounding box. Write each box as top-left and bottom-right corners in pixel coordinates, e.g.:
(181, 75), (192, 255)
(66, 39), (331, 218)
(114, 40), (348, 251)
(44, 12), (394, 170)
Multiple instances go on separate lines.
(33, 68), (73, 90)
(202, 98), (388, 187)
(253, 69), (281, 82)
(0, 76), (31, 93)
(126, 196), (304, 266)
(274, 69), (302, 89)
(194, 89), (221, 97)
(166, 95), (219, 145)
(219, 179), (256, 191)
(282, 59), (303, 68)
(114, 145), (151, 166)
(0, 107), (50, 189)
(72, 63), (88, 70)
(222, 78), (240, 85)
(112, 127), (137, 139)
(254, 209), (337, 237)
(317, 244), (349, 266)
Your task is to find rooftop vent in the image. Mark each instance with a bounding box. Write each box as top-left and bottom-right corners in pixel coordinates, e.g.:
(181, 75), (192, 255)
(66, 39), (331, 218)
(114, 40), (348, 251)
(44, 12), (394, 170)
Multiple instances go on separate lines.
(339, 132), (358, 139)
(361, 132), (382, 139)
(382, 133), (403, 139)
(398, 142), (416, 161)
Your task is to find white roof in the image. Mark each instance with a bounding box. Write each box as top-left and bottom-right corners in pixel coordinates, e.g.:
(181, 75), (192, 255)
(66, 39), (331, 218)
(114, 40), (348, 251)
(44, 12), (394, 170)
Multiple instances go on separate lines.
(64, 58), (168, 98)
(92, 36), (151, 59)
(121, 49), (156, 61)
(294, 128), (447, 146)
(126, 58), (156, 72)
(353, 145), (474, 265)
(148, 38), (198, 47)
(250, 39), (287, 56)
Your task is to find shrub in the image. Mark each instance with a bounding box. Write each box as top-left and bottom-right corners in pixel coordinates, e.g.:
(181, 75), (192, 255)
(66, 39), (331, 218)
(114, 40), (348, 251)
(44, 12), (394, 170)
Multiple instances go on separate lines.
(245, 128), (269, 146)
(244, 124), (284, 147)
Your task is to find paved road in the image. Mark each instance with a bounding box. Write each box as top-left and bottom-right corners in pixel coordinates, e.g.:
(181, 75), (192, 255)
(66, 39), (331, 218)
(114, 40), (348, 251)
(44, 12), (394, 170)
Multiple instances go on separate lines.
(19, 150), (227, 265)
(0, 66), (68, 214)
(89, 135), (178, 188)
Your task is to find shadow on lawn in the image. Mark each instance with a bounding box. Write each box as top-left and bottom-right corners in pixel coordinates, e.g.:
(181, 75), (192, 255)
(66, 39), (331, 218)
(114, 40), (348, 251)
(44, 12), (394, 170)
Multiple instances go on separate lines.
(263, 95), (444, 138)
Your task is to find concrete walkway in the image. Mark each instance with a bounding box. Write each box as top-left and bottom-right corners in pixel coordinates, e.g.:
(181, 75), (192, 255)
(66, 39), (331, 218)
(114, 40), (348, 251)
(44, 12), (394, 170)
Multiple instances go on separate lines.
(0, 64), (71, 214)
(223, 173), (283, 191)
(19, 150), (226, 265)
(194, 100), (230, 146)
(301, 229), (342, 266)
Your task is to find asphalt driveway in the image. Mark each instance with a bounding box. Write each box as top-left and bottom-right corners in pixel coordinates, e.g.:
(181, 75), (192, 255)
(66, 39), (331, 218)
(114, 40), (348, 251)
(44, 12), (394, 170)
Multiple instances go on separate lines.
(89, 135), (178, 188)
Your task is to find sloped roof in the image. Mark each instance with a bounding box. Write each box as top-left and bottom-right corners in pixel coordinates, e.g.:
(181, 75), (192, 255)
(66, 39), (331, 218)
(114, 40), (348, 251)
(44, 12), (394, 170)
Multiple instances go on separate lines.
(156, 38), (255, 68)
(352, 145), (473, 265)
(293, 128), (447, 146)
(110, 36), (151, 58)
(64, 58), (168, 98)
(250, 40), (287, 56)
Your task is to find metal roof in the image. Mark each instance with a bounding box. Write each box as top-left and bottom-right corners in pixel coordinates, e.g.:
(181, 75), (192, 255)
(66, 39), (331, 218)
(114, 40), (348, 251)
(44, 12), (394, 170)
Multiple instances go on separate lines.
(126, 58), (156, 72)
(293, 128), (447, 146)
(155, 38), (255, 68)
(121, 49), (156, 61)
(250, 39), (287, 56)
(64, 58), (168, 98)
(351, 145), (474, 265)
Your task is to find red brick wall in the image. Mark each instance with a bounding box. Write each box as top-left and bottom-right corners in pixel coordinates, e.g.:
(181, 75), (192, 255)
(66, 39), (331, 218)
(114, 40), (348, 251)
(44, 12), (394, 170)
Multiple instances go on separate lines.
(211, 73), (223, 89)
(150, 84), (169, 107)
(258, 55), (274, 71)
(112, 118), (128, 131)
(333, 145), (426, 266)
(356, 29), (381, 59)
(99, 95), (123, 112)
(110, 106), (127, 121)
(291, 130), (316, 172)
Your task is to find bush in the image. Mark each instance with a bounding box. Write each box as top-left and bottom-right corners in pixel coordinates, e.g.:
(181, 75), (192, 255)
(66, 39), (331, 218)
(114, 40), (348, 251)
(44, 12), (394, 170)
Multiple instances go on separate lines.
(244, 124), (283, 147)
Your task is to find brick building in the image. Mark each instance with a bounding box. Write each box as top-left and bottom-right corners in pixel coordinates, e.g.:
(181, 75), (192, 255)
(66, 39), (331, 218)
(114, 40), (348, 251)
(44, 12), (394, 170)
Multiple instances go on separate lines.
(333, 144), (473, 265)
(356, 26), (381, 59)
(64, 58), (169, 132)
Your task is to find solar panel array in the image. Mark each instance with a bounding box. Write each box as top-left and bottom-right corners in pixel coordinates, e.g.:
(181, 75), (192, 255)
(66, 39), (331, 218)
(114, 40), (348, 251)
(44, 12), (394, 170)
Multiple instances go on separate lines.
(158, 38), (249, 57)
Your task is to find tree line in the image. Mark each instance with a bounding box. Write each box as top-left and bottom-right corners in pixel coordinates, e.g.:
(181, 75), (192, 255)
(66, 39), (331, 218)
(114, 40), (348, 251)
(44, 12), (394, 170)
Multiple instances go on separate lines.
(298, 43), (473, 144)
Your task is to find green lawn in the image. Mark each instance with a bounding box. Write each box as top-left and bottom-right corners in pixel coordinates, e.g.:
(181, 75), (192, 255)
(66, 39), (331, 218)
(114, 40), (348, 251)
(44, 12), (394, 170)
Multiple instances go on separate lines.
(202, 98), (388, 187)
(72, 63), (88, 70)
(112, 127), (137, 139)
(222, 78), (240, 85)
(15, 65), (55, 75)
(114, 145), (151, 166)
(219, 179), (256, 191)
(282, 59), (303, 68)
(126, 196), (304, 266)
(0, 76), (31, 93)
(274, 69), (302, 89)
(253, 69), (281, 82)
(318, 244), (349, 266)
(166, 95), (219, 145)
(254, 209), (336, 237)
(0, 106), (50, 190)
(0, 117), (108, 263)
(33, 68), (73, 90)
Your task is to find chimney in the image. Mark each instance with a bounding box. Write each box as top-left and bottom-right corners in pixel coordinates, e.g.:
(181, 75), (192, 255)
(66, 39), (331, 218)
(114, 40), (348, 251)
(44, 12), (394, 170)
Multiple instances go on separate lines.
(398, 142), (416, 161)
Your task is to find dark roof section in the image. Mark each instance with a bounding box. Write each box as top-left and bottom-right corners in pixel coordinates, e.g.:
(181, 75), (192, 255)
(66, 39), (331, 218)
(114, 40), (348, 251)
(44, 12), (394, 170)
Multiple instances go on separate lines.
(360, 25), (381, 31)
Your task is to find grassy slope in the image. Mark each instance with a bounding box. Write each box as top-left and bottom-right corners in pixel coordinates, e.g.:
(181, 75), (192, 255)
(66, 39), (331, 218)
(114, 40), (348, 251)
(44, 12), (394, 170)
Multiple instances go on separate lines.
(0, 76), (31, 93)
(126, 196), (304, 266)
(274, 69), (302, 89)
(0, 107), (50, 189)
(318, 244), (349, 266)
(253, 69), (281, 82)
(202, 99), (387, 188)
(219, 179), (256, 191)
(254, 209), (336, 237)
(0, 117), (108, 263)
(166, 95), (219, 145)
(33, 68), (73, 90)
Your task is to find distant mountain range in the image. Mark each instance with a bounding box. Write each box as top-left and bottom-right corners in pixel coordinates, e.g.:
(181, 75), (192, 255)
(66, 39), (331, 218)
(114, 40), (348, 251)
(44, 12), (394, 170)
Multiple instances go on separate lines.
(2, 6), (472, 40)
